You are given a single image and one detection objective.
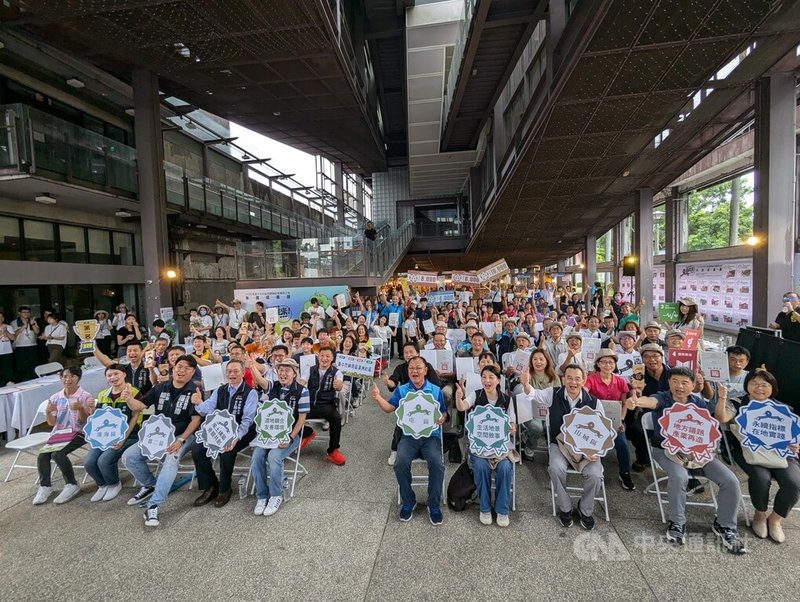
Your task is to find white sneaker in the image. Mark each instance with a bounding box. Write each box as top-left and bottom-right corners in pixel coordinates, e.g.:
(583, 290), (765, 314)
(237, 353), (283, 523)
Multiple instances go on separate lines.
(33, 486), (53, 505)
(144, 506), (159, 527)
(103, 482), (122, 502)
(90, 486), (109, 502)
(53, 483), (81, 504)
(497, 514), (510, 528)
(479, 512), (493, 525)
(254, 498), (268, 515)
(263, 495), (283, 516)
(321, 421), (330, 431)
(388, 451), (396, 466)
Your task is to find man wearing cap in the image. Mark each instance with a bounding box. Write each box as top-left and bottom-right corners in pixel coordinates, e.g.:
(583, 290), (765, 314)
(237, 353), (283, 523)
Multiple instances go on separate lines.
(216, 298), (248, 338)
(495, 319), (519, 359)
(625, 343), (670, 472)
(557, 333), (586, 376)
(614, 331), (643, 379)
(542, 323), (567, 367)
(504, 331), (532, 396)
(250, 358), (310, 517)
(424, 322), (452, 350)
(638, 322), (667, 351)
(664, 329), (685, 350)
(190, 359), (259, 508)
(456, 321), (480, 356)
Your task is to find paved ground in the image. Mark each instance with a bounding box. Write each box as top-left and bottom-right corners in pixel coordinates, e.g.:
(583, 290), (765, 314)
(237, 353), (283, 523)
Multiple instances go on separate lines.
(1, 373), (798, 602)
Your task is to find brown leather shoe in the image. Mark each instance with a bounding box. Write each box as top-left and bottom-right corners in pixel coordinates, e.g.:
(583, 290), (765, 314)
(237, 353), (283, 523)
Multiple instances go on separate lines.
(213, 489), (232, 508)
(193, 487), (218, 507)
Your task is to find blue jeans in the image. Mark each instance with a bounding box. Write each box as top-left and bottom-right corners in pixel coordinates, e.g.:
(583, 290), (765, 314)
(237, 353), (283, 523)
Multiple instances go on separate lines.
(615, 430), (631, 475)
(394, 435), (444, 508)
(470, 454), (513, 515)
(121, 434), (196, 508)
(251, 436), (301, 499)
(85, 438), (136, 486)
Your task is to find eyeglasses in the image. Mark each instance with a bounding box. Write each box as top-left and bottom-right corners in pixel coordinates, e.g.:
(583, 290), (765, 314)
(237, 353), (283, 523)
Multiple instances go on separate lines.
(749, 382), (772, 389)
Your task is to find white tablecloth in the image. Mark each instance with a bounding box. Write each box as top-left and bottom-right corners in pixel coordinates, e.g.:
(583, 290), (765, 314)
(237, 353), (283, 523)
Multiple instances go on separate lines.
(0, 367), (107, 440)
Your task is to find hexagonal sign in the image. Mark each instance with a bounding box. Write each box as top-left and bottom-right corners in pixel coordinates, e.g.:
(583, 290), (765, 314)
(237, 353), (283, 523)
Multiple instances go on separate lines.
(83, 406), (128, 450)
(395, 390), (442, 439)
(465, 404), (512, 456)
(253, 399), (295, 449)
(195, 409), (240, 459)
(560, 406), (617, 458)
(735, 400), (800, 458)
(658, 402), (720, 464)
(137, 414), (176, 461)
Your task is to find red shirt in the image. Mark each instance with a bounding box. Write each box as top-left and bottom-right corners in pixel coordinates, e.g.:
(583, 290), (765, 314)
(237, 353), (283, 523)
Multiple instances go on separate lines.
(585, 372), (629, 401)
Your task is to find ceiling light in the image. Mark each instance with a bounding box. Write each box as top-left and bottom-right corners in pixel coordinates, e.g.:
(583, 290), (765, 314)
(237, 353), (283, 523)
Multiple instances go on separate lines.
(125, 108), (135, 116)
(622, 170), (630, 177)
(196, 224), (207, 229)
(35, 194), (56, 205)
(115, 209), (132, 218)
(66, 78), (85, 89)
(745, 235), (759, 246)
(273, 111), (281, 116)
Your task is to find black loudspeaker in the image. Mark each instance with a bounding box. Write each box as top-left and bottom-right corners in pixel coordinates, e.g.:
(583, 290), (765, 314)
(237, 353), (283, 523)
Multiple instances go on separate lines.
(622, 256), (636, 277)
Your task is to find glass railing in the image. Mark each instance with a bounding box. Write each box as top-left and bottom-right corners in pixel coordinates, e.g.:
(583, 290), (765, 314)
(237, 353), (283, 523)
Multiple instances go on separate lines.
(414, 219), (464, 237)
(442, 0), (477, 124)
(0, 103), (137, 194)
(236, 219), (414, 280)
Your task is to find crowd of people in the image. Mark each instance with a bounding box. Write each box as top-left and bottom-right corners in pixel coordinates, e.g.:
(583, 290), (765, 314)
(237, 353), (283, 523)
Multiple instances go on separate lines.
(17, 282), (800, 554)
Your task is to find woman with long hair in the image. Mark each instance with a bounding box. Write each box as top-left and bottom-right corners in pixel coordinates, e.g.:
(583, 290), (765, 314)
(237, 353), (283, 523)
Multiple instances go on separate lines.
(519, 349), (560, 460)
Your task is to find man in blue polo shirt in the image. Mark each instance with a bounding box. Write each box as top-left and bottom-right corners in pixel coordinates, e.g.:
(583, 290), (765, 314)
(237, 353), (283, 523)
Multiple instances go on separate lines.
(372, 356), (447, 525)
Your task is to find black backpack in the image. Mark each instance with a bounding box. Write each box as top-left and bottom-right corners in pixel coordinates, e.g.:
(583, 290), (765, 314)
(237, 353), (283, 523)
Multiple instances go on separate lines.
(446, 461), (476, 511)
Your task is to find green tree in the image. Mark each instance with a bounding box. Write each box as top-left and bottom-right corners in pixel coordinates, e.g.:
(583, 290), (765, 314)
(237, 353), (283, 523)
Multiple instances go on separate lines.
(687, 179), (753, 251)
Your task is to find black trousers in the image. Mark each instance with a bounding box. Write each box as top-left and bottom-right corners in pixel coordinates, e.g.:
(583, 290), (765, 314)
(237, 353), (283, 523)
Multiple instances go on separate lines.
(625, 410), (649, 464)
(391, 329), (404, 359)
(302, 403), (342, 453)
(191, 428), (256, 493)
(14, 346), (38, 382)
(37, 436), (85, 487)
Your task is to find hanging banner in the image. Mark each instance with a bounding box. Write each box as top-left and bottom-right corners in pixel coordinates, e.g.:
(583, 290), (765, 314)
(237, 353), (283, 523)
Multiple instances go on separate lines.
(452, 271), (480, 286)
(336, 354), (377, 378)
(406, 270), (439, 285)
(477, 259), (510, 284)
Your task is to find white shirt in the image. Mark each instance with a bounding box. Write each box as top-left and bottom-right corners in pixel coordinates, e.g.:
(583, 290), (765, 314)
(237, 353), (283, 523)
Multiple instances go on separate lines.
(228, 308), (248, 329)
(12, 320), (37, 348)
(557, 350), (587, 376)
(525, 387), (607, 416)
(0, 324), (13, 355)
(463, 390), (517, 459)
(309, 306), (326, 330)
(44, 322), (68, 349)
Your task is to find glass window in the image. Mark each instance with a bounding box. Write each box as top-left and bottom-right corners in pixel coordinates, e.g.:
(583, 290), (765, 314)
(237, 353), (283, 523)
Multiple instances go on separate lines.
(87, 229), (112, 264)
(112, 231), (135, 265)
(59, 225), (86, 263)
(23, 220), (56, 261)
(653, 205), (666, 255)
(0, 216), (21, 260)
(687, 174), (754, 251)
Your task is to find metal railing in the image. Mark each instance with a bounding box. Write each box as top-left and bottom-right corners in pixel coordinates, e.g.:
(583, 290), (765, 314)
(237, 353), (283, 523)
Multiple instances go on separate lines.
(236, 219), (414, 281)
(442, 0), (478, 126)
(0, 102), (138, 194)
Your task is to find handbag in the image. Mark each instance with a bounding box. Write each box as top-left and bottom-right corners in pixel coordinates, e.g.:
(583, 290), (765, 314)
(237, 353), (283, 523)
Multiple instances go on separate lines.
(729, 423), (788, 469)
(446, 461), (476, 511)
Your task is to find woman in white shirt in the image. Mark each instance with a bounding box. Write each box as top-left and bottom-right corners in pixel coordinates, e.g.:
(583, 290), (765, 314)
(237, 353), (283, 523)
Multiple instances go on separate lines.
(371, 314), (392, 345)
(42, 313), (68, 363)
(0, 311), (15, 384)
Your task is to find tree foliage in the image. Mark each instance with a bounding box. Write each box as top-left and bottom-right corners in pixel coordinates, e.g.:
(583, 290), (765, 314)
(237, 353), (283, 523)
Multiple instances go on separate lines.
(687, 179), (753, 251)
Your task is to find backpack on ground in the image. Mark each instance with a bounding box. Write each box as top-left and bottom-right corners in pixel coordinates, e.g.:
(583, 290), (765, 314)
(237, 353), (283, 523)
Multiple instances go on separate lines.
(446, 460), (476, 511)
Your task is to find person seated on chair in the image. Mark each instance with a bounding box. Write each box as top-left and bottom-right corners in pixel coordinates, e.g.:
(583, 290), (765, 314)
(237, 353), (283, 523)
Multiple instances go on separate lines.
(120, 355), (202, 528)
(518, 349), (561, 461)
(633, 368), (746, 554)
(94, 341), (152, 395)
(32, 367), (94, 505)
(85, 364), (143, 503)
(190, 359), (259, 508)
(714, 368), (800, 544)
(523, 364), (619, 531)
(430, 332), (456, 414)
(371, 356), (447, 525)
(299, 344), (347, 466)
(455, 364), (516, 527)
(251, 358), (309, 517)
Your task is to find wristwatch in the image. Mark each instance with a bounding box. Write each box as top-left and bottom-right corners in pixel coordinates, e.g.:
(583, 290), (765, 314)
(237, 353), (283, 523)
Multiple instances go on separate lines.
(177, 437), (185, 445)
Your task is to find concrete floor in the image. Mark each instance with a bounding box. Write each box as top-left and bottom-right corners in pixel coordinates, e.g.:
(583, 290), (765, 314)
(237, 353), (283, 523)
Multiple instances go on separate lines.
(1, 375), (798, 602)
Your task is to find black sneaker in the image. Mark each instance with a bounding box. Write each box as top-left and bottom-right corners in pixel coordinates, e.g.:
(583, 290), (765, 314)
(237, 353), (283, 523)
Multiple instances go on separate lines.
(127, 486), (155, 506)
(619, 473), (635, 490)
(631, 461), (649, 472)
(687, 478), (705, 495)
(144, 506), (160, 527)
(666, 521), (686, 544)
(558, 510), (573, 528)
(712, 519), (747, 554)
(578, 512), (595, 531)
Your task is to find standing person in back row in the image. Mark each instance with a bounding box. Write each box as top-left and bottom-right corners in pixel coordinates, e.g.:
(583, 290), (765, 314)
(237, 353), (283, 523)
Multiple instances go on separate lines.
(364, 221), (378, 251)
(12, 305), (39, 381)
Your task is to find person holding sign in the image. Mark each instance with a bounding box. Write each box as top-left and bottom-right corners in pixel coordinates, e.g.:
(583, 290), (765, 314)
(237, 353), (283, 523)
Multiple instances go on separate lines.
(714, 369), (800, 543)
(250, 358), (310, 517)
(84, 365), (143, 503)
(522, 365), (611, 531)
(455, 365), (515, 527)
(381, 294), (404, 359)
(556, 333), (586, 377)
(584, 350), (635, 491)
(190, 359), (259, 508)
(372, 356), (447, 525)
(302, 345), (347, 466)
(120, 355), (202, 527)
(633, 369), (746, 553)
(31, 368), (94, 506)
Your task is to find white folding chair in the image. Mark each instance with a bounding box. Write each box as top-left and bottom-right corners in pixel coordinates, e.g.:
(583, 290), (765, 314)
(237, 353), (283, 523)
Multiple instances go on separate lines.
(34, 362), (64, 377)
(641, 412), (717, 523)
(82, 356), (102, 370)
(396, 435), (445, 504)
(545, 417), (610, 521)
(515, 393), (550, 461)
(246, 440), (307, 499)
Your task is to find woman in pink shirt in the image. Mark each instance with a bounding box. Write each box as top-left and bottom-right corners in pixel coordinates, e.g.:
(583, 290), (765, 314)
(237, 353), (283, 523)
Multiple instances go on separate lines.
(584, 349), (635, 491)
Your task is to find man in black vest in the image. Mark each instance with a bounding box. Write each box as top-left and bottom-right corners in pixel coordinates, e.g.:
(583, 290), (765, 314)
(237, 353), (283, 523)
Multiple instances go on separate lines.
(522, 364), (628, 531)
(302, 344), (346, 466)
(94, 343), (152, 395)
(190, 359), (258, 507)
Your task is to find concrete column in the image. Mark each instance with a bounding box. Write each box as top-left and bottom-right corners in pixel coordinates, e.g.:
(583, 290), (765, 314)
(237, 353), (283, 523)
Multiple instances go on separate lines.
(334, 161), (346, 225)
(584, 233), (597, 298)
(132, 70), (171, 323)
(635, 188), (654, 324)
(556, 258), (566, 288)
(753, 74), (797, 326)
(664, 187), (679, 302)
